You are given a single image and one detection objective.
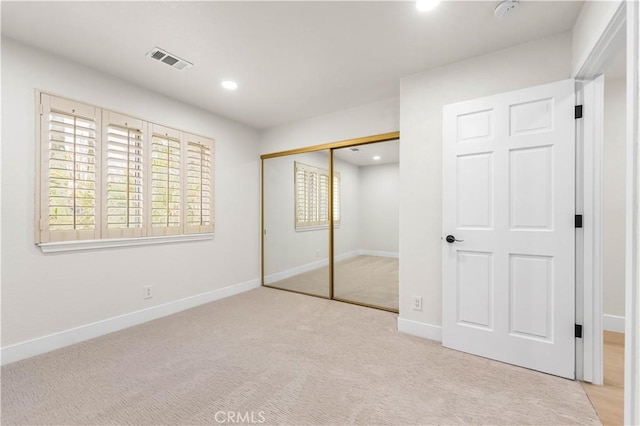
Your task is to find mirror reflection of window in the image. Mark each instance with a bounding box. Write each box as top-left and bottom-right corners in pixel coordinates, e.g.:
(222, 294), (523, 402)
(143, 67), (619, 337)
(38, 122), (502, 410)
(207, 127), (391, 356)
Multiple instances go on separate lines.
(294, 161), (340, 230)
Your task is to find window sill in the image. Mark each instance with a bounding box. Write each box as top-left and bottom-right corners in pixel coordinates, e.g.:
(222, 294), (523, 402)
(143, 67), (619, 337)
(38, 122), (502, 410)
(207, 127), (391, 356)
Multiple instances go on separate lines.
(37, 233), (214, 254)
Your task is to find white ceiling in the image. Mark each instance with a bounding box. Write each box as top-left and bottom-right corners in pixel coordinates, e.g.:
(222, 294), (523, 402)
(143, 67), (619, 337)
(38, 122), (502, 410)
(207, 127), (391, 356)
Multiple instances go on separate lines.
(1, 1), (583, 129)
(334, 140), (399, 167)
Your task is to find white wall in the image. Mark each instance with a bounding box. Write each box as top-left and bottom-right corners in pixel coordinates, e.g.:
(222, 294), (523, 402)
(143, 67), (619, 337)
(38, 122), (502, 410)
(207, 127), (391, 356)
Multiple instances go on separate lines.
(260, 98), (399, 155)
(603, 77), (626, 319)
(358, 162), (399, 255)
(399, 33), (573, 330)
(1, 38), (261, 349)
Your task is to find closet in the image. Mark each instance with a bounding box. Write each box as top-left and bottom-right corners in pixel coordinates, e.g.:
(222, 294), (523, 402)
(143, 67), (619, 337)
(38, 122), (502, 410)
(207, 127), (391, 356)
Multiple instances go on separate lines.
(262, 133), (399, 312)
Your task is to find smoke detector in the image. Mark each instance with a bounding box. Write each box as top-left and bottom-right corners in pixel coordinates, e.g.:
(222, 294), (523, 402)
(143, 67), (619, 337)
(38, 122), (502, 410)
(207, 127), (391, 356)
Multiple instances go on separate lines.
(146, 47), (193, 71)
(494, 0), (519, 19)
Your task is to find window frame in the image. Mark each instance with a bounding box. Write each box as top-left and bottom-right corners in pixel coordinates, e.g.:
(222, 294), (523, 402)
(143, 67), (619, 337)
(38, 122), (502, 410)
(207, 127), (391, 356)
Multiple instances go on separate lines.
(35, 91), (215, 252)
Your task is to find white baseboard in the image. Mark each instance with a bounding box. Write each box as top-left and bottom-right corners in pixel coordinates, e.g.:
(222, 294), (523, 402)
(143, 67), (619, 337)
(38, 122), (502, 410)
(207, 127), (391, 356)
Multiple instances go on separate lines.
(397, 318), (442, 342)
(264, 258), (328, 284)
(264, 250), (398, 285)
(358, 250), (399, 258)
(336, 250), (360, 262)
(264, 250), (360, 284)
(603, 314), (625, 333)
(0, 278), (261, 366)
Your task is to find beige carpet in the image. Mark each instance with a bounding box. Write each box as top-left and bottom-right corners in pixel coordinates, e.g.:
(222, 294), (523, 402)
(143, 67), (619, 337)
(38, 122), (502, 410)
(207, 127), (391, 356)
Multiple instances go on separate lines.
(1, 287), (599, 425)
(268, 255), (398, 311)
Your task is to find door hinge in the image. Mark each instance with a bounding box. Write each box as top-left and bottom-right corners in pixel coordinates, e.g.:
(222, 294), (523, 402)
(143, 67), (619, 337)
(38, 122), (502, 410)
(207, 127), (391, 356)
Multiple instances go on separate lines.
(575, 214), (583, 228)
(575, 105), (583, 119)
(39, 104), (43, 116)
(575, 324), (583, 338)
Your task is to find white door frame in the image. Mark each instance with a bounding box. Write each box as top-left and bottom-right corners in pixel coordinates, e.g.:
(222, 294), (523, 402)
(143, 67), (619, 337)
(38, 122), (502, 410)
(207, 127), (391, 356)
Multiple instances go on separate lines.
(574, 0), (625, 386)
(624, 2), (640, 423)
(574, 1), (639, 423)
(575, 75), (605, 385)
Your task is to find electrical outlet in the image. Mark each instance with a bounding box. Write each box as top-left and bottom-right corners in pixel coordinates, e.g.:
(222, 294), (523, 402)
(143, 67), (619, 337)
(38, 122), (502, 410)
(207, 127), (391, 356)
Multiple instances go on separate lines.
(412, 296), (422, 311)
(316, 250), (320, 258)
(143, 285), (153, 299)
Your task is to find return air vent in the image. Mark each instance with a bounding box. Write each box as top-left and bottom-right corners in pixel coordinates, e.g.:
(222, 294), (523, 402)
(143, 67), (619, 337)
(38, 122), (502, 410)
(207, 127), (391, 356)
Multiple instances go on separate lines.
(146, 47), (193, 71)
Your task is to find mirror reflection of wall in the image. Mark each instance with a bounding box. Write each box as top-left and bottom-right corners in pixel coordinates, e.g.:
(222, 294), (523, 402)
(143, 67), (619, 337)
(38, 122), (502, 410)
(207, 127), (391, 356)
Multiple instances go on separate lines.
(263, 150), (330, 298)
(333, 140), (400, 311)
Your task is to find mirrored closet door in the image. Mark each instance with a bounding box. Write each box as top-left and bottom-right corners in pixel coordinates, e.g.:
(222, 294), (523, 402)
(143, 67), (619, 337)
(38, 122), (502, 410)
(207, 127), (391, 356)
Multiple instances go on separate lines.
(262, 133), (399, 312)
(263, 150), (331, 298)
(332, 140), (399, 311)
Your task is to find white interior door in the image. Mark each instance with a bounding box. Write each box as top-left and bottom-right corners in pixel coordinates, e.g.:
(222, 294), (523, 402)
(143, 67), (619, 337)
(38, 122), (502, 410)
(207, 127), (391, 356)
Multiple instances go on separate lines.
(442, 79), (576, 379)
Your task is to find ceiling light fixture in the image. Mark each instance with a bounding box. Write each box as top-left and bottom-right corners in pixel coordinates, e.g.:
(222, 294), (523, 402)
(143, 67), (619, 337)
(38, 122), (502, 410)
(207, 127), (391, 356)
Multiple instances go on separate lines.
(416, 0), (441, 12)
(373, 156), (381, 161)
(221, 80), (238, 90)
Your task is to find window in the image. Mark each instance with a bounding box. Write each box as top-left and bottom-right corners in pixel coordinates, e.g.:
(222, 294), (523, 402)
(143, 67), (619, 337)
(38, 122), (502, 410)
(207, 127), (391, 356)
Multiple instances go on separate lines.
(185, 134), (214, 234)
(294, 161), (340, 229)
(37, 93), (215, 247)
(41, 95), (101, 243)
(103, 111), (144, 239)
(150, 124), (182, 236)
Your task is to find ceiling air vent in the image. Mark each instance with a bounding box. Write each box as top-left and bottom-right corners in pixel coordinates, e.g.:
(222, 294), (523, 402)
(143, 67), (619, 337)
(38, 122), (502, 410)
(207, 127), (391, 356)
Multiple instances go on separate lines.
(146, 47), (193, 71)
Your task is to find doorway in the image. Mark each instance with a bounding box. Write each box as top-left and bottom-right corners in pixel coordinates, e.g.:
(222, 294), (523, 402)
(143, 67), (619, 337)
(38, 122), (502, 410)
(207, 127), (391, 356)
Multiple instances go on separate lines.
(582, 41), (627, 426)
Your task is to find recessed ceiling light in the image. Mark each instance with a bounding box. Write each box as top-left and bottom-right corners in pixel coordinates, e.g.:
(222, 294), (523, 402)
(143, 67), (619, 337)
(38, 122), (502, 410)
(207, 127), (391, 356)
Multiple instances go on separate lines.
(373, 156), (381, 161)
(416, 0), (441, 12)
(221, 80), (238, 90)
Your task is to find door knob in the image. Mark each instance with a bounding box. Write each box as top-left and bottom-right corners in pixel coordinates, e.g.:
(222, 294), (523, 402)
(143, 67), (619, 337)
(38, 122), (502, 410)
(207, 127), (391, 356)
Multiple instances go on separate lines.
(445, 235), (464, 243)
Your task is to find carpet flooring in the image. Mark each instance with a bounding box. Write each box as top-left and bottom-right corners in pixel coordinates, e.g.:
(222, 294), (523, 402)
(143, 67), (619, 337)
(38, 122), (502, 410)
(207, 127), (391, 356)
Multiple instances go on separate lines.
(267, 255), (398, 311)
(1, 287), (600, 425)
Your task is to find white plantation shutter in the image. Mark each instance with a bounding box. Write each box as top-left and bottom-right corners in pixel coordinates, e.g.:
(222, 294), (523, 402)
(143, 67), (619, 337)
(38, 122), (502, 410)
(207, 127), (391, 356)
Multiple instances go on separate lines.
(37, 93), (216, 247)
(295, 162), (320, 228)
(308, 170), (319, 225)
(319, 173), (329, 223)
(150, 124), (182, 236)
(40, 94), (101, 243)
(103, 111), (145, 238)
(295, 164), (308, 225)
(333, 172), (341, 225)
(294, 162), (340, 229)
(185, 133), (214, 234)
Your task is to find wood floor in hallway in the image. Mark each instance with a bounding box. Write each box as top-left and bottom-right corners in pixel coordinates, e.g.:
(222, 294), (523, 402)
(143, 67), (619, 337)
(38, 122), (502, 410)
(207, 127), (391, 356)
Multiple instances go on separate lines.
(582, 331), (625, 425)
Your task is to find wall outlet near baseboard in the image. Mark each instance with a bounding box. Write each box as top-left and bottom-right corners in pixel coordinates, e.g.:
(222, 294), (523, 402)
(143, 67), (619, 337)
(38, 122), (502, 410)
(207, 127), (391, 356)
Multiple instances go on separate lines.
(143, 285), (153, 299)
(412, 296), (422, 311)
